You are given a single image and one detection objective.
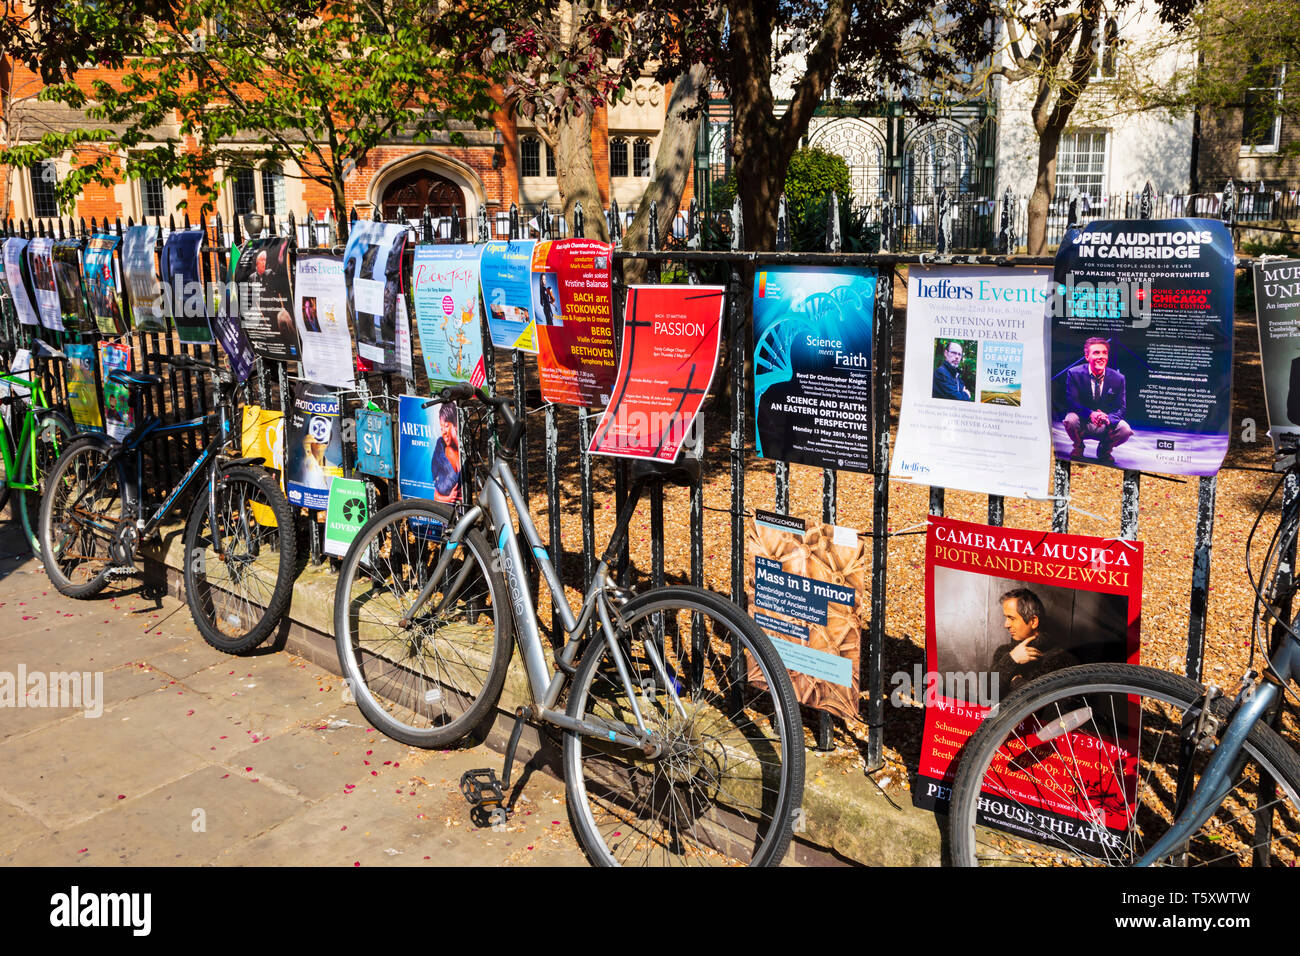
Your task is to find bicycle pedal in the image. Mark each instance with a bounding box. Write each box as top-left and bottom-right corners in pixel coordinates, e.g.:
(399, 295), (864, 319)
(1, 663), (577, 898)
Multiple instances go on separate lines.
(460, 768), (508, 828)
(105, 565), (139, 580)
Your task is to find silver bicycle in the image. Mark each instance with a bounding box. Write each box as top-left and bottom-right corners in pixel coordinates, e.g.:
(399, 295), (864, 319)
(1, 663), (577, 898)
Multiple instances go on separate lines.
(333, 384), (805, 866)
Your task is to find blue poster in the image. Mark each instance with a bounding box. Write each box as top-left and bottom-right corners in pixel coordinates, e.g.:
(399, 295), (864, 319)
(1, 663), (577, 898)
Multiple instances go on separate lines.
(752, 266), (876, 473)
(478, 239), (538, 351)
(355, 408), (394, 478)
(285, 381), (344, 510)
(397, 394), (462, 504)
(1050, 219), (1234, 475)
(160, 229), (212, 343)
(412, 244), (486, 388)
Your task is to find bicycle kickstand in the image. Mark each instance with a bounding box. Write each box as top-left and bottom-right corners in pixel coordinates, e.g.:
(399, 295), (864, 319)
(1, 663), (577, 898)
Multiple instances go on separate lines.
(459, 706), (532, 829)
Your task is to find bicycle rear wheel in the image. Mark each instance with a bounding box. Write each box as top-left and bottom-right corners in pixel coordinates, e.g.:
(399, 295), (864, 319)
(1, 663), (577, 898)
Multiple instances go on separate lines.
(183, 465), (297, 654)
(563, 586), (804, 866)
(334, 499), (512, 748)
(39, 436), (128, 598)
(949, 663), (1300, 866)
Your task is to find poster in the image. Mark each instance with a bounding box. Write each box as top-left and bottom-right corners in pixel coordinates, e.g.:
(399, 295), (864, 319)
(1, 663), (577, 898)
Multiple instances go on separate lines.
(324, 477), (369, 557)
(412, 244), (486, 389)
(1252, 259), (1300, 449)
(27, 237), (64, 331)
(890, 266), (1054, 497)
(397, 394), (462, 504)
(84, 234), (126, 334)
(294, 253), (355, 389)
(232, 237), (298, 361)
(355, 408), (394, 478)
(1050, 219), (1234, 475)
(214, 245), (256, 382)
(589, 285), (724, 461)
(744, 510), (864, 721)
(161, 229), (213, 344)
(3, 238), (38, 326)
(122, 224), (166, 332)
(479, 239), (538, 350)
(53, 240), (91, 332)
(285, 381), (343, 510)
(99, 342), (135, 440)
(65, 343), (103, 432)
(914, 516), (1142, 854)
(531, 238), (617, 406)
(241, 405), (285, 471)
(343, 221), (408, 373)
(752, 266), (875, 472)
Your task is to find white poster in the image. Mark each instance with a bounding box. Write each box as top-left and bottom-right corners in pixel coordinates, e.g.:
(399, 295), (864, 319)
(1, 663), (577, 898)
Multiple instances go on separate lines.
(294, 253), (356, 390)
(891, 265), (1054, 498)
(27, 237), (64, 331)
(122, 224), (166, 331)
(3, 238), (39, 326)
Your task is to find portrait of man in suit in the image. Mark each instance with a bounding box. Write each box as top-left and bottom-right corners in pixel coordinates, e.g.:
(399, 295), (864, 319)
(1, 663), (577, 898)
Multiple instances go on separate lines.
(932, 339), (973, 402)
(1063, 337), (1132, 464)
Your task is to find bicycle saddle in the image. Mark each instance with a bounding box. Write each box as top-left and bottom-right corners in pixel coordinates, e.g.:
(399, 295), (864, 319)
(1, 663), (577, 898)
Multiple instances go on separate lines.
(107, 368), (163, 389)
(631, 454), (701, 488)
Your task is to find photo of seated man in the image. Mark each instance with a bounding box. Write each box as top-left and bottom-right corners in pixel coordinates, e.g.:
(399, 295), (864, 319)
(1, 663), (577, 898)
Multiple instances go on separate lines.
(1062, 336), (1132, 464)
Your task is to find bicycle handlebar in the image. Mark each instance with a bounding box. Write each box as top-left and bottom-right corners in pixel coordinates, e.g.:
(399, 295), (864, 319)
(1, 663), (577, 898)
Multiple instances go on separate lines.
(424, 384), (526, 455)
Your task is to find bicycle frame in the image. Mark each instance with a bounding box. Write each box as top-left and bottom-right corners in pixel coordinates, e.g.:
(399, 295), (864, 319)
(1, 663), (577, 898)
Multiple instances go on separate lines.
(403, 456), (687, 753)
(0, 368), (50, 492)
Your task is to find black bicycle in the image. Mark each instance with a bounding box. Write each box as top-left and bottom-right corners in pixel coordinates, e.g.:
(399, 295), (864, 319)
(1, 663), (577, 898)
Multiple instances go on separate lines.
(39, 352), (297, 653)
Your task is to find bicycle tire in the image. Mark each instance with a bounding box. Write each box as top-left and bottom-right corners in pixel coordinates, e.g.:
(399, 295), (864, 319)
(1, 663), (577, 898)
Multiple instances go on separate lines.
(39, 435), (129, 599)
(183, 465), (297, 654)
(334, 499), (512, 748)
(949, 662), (1300, 866)
(563, 586), (805, 867)
(17, 412), (75, 556)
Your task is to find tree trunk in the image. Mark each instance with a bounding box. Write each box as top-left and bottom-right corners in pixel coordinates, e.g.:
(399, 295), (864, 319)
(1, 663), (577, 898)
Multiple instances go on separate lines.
(1027, 124), (1061, 255)
(621, 63), (709, 283)
(727, 3), (783, 250)
(553, 109), (610, 241)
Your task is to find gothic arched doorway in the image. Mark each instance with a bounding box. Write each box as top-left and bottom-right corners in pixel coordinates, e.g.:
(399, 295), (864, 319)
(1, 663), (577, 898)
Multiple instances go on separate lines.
(379, 168), (466, 227)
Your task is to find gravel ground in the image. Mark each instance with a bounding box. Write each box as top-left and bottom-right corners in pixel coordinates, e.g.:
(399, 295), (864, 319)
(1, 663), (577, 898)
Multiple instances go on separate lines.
(505, 268), (1293, 794)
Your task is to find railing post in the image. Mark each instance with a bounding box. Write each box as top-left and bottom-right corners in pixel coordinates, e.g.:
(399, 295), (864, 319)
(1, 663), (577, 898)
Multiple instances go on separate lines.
(772, 193), (790, 515)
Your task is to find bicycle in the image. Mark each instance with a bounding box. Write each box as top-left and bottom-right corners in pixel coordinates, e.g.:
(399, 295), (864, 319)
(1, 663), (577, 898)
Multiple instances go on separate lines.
(948, 439), (1300, 866)
(0, 339), (76, 555)
(39, 351), (298, 654)
(333, 383), (805, 866)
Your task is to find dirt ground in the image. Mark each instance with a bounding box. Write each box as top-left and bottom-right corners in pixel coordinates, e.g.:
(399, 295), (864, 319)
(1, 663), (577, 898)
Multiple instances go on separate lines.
(507, 266), (1289, 795)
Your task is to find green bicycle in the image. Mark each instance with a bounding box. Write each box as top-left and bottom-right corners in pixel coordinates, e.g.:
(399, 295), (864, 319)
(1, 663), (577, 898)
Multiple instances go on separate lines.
(0, 340), (76, 555)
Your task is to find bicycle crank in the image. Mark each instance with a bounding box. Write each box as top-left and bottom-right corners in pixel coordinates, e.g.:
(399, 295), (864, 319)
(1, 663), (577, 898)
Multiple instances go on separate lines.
(108, 521), (140, 568)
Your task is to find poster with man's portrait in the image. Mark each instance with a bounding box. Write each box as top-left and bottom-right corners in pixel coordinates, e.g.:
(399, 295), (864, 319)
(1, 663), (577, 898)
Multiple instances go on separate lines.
(914, 516), (1142, 852)
(233, 237), (299, 361)
(1253, 258), (1300, 449)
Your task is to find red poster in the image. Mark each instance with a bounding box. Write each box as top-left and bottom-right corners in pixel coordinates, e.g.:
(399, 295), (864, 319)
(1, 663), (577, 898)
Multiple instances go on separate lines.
(589, 285), (725, 461)
(914, 517), (1142, 850)
(532, 239), (617, 407)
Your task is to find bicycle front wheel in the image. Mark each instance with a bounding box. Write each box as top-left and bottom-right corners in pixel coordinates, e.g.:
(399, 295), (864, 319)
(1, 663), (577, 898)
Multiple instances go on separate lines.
(334, 499), (512, 748)
(949, 663), (1300, 866)
(563, 586), (805, 866)
(17, 412), (74, 556)
(183, 465), (297, 654)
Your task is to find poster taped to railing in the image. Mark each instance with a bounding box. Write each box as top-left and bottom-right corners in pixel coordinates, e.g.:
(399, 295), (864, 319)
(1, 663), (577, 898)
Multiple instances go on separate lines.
(26, 237), (63, 331)
(324, 476), (368, 557)
(914, 516), (1142, 855)
(344, 220), (408, 374)
(412, 244), (486, 389)
(122, 224), (166, 332)
(397, 394), (462, 504)
(99, 341), (135, 440)
(479, 239), (538, 351)
(294, 253), (354, 390)
(161, 229), (213, 344)
(214, 245), (256, 382)
(752, 266), (876, 472)
(233, 237), (299, 362)
(1252, 258), (1300, 449)
(65, 343), (103, 431)
(285, 381), (343, 510)
(891, 265), (1053, 497)
(1050, 218), (1234, 475)
(532, 238), (617, 407)
(589, 285), (724, 461)
(84, 234), (126, 334)
(3, 238), (38, 326)
(744, 510), (863, 721)
(53, 240), (92, 332)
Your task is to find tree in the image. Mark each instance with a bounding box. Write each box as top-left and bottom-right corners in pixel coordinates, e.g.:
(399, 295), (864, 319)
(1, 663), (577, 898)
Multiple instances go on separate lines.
(784, 146), (851, 217)
(907, 0), (1197, 253)
(2, 0), (501, 222)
